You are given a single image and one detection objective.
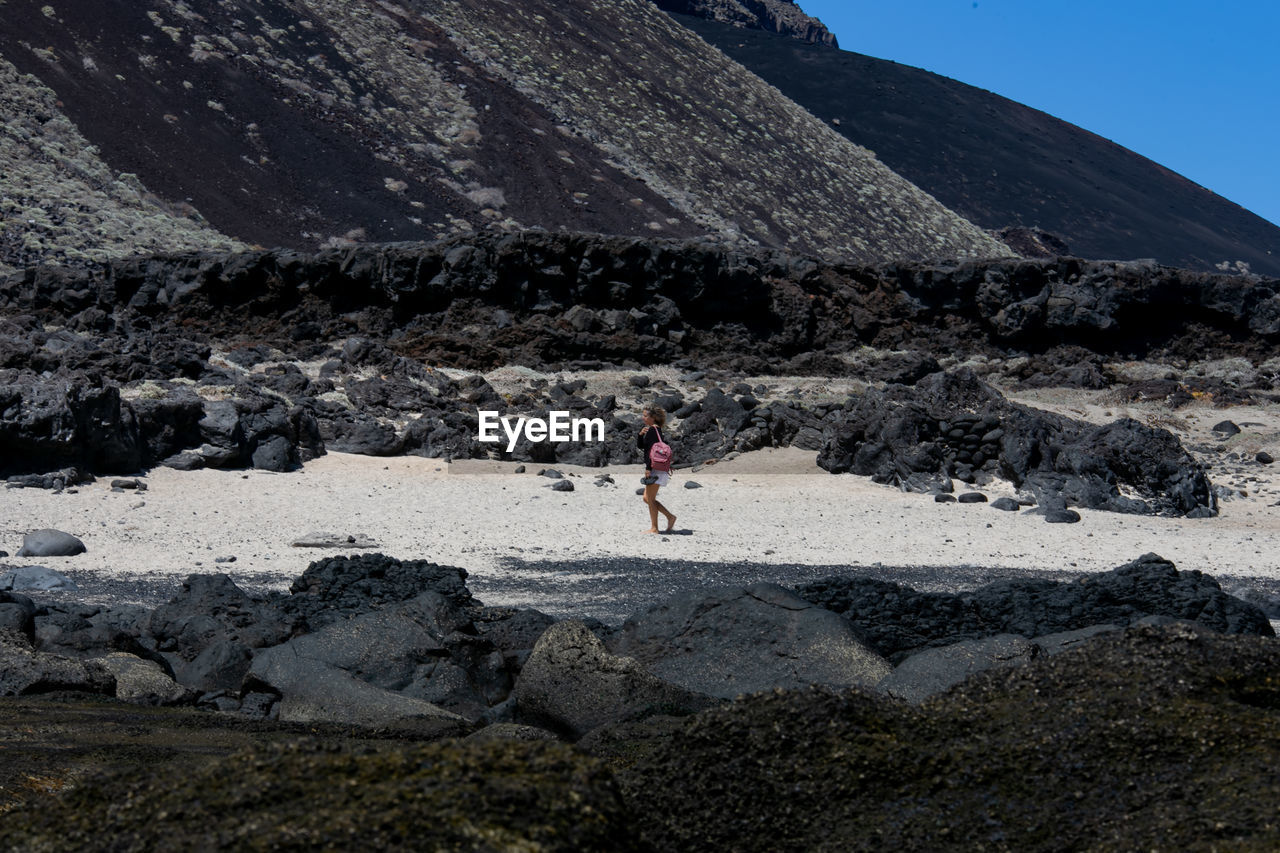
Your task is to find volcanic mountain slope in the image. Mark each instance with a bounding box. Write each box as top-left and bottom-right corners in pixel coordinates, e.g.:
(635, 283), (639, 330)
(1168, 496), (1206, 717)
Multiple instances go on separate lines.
(0, 0), (1007, 275)
(675, 15), (1280, 277)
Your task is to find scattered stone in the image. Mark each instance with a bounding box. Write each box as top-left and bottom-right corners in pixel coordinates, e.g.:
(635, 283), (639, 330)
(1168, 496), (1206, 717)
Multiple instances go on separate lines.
(540, 468), (564, 479)
(1212, 420), (1241, 436)
(110, 478), (147, 490)
(214, 556), (237, 564)
(990, 497), (1020, 511)
(550, 480), (575, 492)
(16, 529), (87, 557)
(684, 481), (702, 489)
(1257, 451), (1274, 464)
(290, 532), (379, 548)
(595, 474), (614, 486)
(957, 492), (988, 504)
(628, 375), (651, 388)
(1045, 509), (1082, 523)
(514, 465), (527, 473)
(934, 493), (956, 503)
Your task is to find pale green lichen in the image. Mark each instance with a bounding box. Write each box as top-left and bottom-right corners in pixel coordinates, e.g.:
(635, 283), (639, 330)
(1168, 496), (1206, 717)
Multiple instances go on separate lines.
(0, 55), (244, 275)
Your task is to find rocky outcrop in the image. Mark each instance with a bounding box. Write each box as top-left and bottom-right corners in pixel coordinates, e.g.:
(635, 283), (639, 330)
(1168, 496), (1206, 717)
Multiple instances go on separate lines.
(608, 583), (890, 698)
(5, 239), (1277, 379)
(816, 369), (1214, 516)
(514, 621), (717, 739)
(619, 623), (1280, 851)
(877, 633), (1039, 704)
(652, 0), (838, 45)
(795, 553), (1274, 662)
(0, 629), (116, 696)
(246, 591), (507, 722)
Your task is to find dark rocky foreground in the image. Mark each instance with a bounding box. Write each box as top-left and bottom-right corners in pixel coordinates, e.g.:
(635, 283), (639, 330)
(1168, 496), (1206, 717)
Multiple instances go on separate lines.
(5, 232), (1269, 515)
(1, 551), (1278, 849)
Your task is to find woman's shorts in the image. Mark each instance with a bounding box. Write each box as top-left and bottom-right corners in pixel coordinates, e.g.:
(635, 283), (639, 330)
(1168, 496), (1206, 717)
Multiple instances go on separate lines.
(645, 470), (670, 487)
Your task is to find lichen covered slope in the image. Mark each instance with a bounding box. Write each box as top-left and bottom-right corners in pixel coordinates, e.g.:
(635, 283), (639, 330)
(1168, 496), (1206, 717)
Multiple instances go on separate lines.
(417, 0), (1009, 263)
(0, 56), (244, 276)
(0, 0), (698, 265)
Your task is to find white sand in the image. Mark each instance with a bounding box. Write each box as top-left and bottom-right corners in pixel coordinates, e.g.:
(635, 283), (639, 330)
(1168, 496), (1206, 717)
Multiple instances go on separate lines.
(5, 389), (1280, 607)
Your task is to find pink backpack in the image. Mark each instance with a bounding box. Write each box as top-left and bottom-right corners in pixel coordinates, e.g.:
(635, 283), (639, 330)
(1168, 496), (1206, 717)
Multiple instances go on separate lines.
(650, 427), (673, 472)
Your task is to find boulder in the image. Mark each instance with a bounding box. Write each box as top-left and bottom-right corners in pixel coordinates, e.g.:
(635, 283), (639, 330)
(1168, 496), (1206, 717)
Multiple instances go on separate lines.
(0, 591), (36, 640)
(0, 630), (116, 696)
(147, 574), (298, 691)
(248, 592), (506, 721)
(245, 654), (467, 730)
(281, 553), (476, 629)
(33, 603), (163, 669)
(464, 723), (561, 744)
(96, 652), (194, 705)
(0, 565), (78, 591)
(5, 467), (92, 490)
(0, 378), (141, 476)
(795, 553), (1273, 662)
(1031, 624), (1122, 655)
(514, 621), (716, 740)
(817, 369), (1213, 516)
(877, 634), (1039, 703)
(16, 529), (87, 557)
(609, 583), (890, 698)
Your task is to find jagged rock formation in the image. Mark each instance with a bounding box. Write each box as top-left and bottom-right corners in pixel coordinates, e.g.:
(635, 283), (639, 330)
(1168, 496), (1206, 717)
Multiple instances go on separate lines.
(651, 0), (837, 45)
(815, 370), (1215, 516)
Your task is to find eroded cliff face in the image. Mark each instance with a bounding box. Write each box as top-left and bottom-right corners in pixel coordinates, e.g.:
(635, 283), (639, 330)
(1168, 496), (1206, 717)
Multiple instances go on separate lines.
(0, 0), (1006, 273)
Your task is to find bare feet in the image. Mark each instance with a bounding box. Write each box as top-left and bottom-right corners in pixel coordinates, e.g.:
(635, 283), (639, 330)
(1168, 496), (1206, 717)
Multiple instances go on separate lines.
(663, 515), (677, 533)
(645, 527), (660, 534)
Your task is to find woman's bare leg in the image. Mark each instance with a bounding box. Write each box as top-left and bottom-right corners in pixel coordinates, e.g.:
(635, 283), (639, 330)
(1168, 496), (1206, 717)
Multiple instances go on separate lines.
(644, 483), (661, 532)
(644, 485), (676, 532)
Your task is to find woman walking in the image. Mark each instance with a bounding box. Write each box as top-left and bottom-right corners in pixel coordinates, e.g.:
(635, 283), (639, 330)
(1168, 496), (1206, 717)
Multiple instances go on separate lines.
(638, 406), (677, 534)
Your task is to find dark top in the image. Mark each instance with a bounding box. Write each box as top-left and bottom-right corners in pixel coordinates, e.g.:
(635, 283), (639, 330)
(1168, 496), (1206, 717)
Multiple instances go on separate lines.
(638, 425), (664, 469)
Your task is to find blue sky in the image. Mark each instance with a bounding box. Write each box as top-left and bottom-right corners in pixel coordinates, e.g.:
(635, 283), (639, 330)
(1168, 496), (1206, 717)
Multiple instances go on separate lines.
(799, 1), (1280, 227)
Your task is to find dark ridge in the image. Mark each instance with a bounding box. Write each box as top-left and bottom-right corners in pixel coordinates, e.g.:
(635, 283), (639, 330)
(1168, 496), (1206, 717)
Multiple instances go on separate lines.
(5, 235), (1276, 369)
(676, 15), (1280, 277)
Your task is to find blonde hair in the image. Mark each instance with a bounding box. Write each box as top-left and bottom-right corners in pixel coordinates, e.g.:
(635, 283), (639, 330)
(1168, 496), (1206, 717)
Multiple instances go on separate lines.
(645, 405), (667, 427)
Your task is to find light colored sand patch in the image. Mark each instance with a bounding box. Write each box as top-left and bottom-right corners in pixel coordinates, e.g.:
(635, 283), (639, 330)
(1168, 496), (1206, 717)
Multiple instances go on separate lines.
(4, 442), (1280, 599)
